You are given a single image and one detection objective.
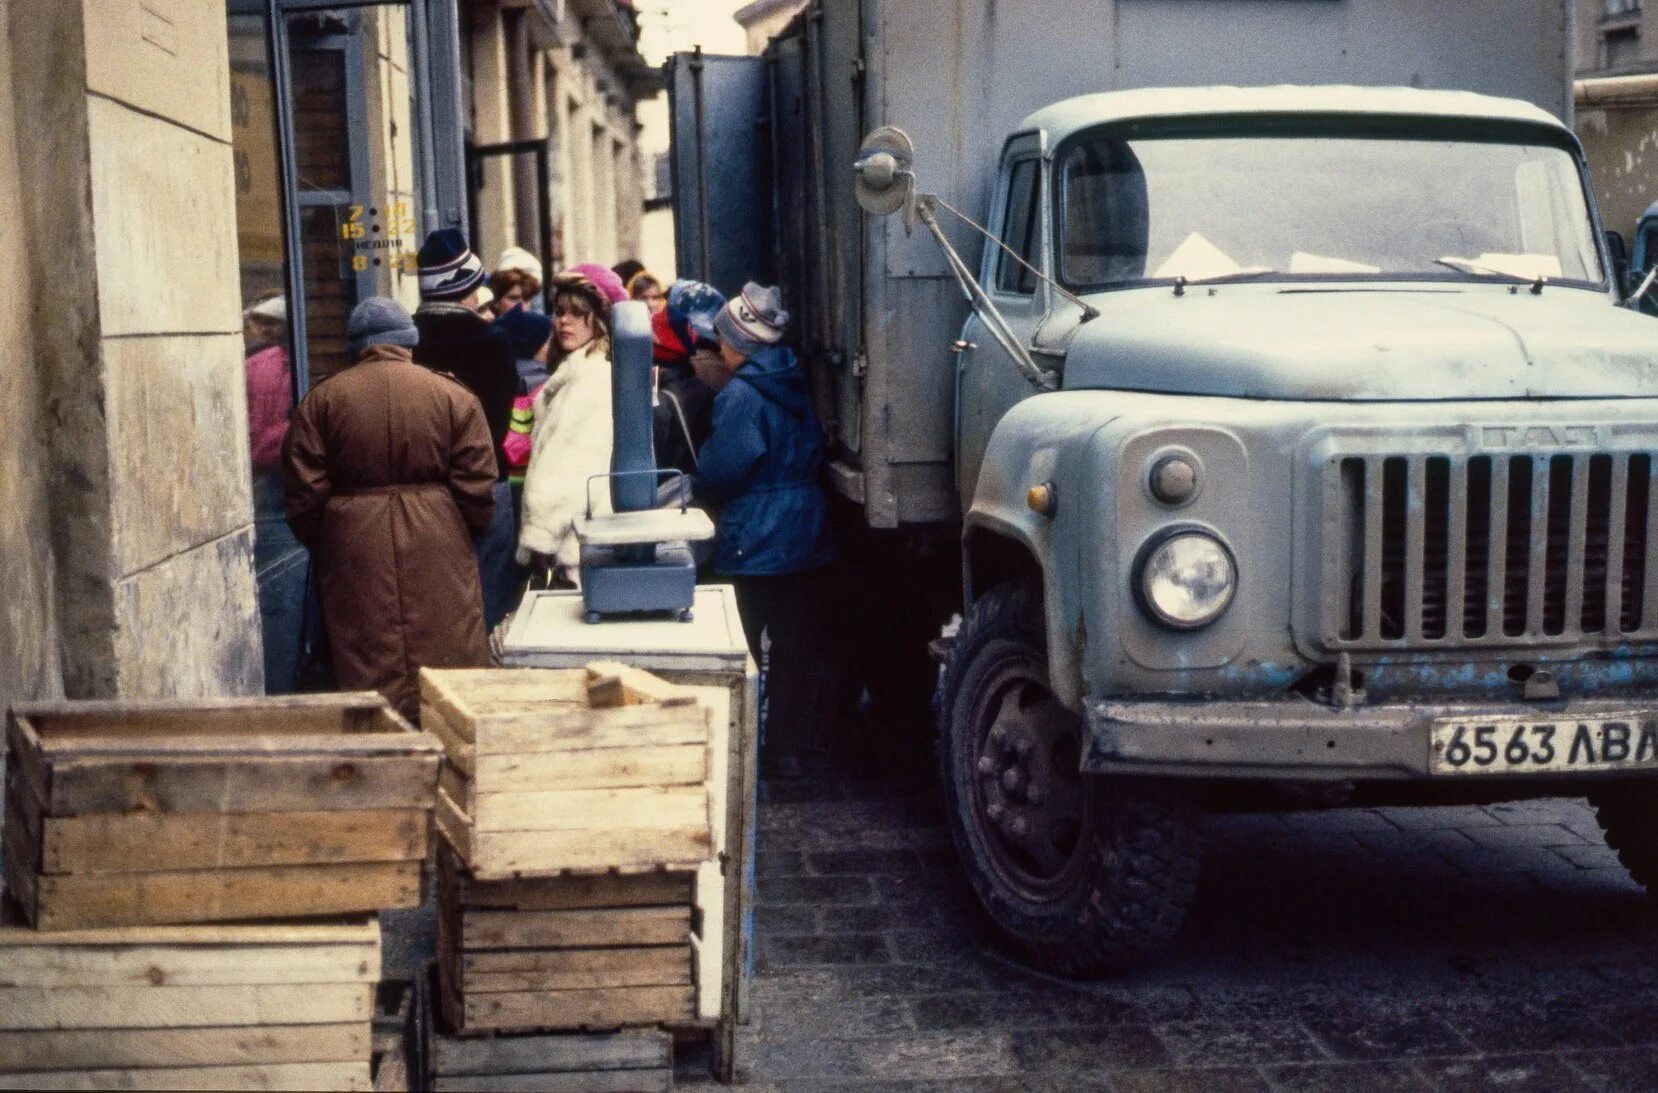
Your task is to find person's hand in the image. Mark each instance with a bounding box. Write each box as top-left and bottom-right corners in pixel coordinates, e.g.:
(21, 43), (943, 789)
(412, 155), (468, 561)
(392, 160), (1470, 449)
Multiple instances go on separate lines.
(690, 347), (731, 393)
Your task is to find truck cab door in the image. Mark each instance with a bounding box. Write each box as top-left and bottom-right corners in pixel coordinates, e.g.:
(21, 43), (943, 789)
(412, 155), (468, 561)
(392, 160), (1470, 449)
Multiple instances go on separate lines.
(957, 139), (1049, 505)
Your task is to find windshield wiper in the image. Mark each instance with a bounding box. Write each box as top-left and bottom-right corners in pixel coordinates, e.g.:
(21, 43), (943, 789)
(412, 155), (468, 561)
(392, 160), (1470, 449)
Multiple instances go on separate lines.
(1172, 268), (1278, 295)
(1432, 256), (1546, 294)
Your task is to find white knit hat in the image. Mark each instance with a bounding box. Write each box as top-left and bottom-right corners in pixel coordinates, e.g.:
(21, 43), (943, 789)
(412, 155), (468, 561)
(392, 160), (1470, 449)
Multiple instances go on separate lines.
(496, 245), (544, 282)
(245, 295), (286, 322)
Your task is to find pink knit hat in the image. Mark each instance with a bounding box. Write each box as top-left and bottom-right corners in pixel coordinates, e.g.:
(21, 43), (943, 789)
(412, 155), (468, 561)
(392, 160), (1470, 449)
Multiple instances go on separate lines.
(567, 262), (628, 305)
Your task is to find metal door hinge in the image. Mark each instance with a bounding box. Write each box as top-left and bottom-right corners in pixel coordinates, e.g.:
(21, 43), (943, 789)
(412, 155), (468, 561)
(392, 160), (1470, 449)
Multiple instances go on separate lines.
(851, 352), (868, 378)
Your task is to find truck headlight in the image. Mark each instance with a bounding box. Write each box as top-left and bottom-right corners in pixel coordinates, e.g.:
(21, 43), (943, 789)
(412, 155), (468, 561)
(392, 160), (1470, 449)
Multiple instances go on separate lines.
(1136, 530), (1237, 630)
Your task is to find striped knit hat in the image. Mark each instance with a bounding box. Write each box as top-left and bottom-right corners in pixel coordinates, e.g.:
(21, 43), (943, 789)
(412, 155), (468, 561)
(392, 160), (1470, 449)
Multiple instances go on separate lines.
(714, 282), (788, 356)
(417, 228), (486, 302)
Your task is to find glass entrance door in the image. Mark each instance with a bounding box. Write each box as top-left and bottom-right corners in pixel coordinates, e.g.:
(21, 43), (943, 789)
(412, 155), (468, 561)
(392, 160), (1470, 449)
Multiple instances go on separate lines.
(227, 0), (440, 692)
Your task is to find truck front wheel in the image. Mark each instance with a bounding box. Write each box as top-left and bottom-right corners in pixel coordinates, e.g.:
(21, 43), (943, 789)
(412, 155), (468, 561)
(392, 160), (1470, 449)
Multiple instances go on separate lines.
(1591, 782), (1658, 892)
(935, 584), (1205, 976)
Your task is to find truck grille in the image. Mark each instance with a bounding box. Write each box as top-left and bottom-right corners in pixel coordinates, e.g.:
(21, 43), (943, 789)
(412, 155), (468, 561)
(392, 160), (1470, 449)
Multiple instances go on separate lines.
(1321, 451), (1658, 649)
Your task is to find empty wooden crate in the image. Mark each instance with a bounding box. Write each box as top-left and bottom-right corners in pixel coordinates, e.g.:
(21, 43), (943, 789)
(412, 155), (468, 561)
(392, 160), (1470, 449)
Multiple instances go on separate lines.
(417, 964), (673, 1092)
(436, 845), (697, 1035)
(0, 914), (380, 1090)
(4, 694), (442, 929)
(422, 664), (715, 878)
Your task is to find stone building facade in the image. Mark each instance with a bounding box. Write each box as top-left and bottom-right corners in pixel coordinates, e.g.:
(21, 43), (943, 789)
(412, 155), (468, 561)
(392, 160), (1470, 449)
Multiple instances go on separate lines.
(1576, 0), (1657, 76)
(462, 0), (658, 274)
(734, 0), (808, 56)
(1, 1), (263, 714)
(1575, 0), (1658, 239)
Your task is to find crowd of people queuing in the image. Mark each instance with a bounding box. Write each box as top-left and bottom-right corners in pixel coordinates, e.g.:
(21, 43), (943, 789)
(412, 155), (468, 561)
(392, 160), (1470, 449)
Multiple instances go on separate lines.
(249, 228), (833, 775)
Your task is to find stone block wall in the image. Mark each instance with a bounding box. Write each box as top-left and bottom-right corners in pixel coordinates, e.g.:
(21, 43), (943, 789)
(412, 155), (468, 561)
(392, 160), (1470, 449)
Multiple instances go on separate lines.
(4, 0), (262, 702)
(0, 0), (63, 711)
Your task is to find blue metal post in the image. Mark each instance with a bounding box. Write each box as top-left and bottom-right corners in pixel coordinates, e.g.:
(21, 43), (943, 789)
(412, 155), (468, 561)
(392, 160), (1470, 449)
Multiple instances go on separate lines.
(609, 300), (657, 514)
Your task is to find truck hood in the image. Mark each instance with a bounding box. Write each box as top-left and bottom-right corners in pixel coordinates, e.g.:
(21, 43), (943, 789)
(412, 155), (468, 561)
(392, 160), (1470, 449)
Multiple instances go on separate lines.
(1058, 287), (1658, 400)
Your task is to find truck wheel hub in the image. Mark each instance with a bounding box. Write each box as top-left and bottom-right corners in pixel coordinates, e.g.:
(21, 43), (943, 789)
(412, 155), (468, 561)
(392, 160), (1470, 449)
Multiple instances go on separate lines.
(974, 670), (1087, 887)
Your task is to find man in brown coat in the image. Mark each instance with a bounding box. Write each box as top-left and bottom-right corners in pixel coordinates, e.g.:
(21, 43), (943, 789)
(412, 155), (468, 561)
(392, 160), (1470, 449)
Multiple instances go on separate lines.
(284, 296), (496, 720)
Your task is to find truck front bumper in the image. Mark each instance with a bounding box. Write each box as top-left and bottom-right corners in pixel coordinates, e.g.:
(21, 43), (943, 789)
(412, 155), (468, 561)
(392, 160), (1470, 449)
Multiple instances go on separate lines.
(1086, 696), (1658, 782)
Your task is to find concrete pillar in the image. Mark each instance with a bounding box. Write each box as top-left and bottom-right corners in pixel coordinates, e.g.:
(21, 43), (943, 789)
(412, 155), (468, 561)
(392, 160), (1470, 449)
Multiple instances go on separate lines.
(9, 0), (262, 699)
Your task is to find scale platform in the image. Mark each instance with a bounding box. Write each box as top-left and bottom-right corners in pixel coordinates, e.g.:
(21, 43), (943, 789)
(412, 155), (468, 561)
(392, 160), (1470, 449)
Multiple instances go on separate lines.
(574, 507), (714, 547)
(573, 507), (716, 622)
(500, 586), (749, 673)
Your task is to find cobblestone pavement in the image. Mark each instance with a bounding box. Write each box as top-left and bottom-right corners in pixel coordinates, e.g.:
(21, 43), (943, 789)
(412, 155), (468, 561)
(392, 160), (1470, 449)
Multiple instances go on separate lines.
(683, 740), (1658, 1092)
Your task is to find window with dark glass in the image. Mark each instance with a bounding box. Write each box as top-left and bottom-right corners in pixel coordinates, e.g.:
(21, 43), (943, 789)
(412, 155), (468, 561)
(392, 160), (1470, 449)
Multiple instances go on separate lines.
(1602, 27), (1642, 68)
(996, 159), (1041, 294)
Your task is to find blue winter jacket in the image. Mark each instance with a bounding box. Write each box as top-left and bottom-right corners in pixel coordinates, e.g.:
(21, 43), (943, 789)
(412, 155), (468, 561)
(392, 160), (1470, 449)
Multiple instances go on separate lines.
(693, 345), (832, 576)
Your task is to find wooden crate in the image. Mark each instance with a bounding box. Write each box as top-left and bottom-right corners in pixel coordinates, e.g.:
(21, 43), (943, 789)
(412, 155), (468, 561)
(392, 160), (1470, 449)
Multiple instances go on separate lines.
(435, 845), (697, 1036)
(421, 663), (715, 879)
(416, 964), (672, 1092)
(4, 694), (443, 930)
(0, 911), (380, 1090)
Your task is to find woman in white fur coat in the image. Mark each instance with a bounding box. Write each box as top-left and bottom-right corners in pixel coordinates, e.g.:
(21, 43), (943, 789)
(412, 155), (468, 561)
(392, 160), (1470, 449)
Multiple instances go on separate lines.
(516, 272), (614, 584)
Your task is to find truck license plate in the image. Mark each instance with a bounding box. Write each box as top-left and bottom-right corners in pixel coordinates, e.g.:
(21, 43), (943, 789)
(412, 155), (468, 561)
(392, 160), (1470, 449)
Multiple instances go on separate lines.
(1430, 714), (1658, 775)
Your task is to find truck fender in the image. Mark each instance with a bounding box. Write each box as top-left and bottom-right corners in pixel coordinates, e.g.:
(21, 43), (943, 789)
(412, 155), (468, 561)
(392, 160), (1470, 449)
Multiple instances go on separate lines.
(963, 393), (1123, 710)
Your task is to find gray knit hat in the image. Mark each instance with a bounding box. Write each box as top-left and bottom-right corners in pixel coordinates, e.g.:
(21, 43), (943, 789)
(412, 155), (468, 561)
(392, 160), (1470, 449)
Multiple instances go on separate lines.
(713, 282), (788, 356)
(348, 296), (420, 357)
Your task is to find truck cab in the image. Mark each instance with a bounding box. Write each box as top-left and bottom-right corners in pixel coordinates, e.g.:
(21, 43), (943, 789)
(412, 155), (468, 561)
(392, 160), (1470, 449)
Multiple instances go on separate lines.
(923, 85), (1658, 974)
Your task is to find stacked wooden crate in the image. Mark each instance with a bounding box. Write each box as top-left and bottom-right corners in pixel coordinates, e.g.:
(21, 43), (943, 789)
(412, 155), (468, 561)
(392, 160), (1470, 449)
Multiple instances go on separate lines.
(422, 664), (715, 878)
(417, 966), (674, 1093)
(419, 664), (720, 1086)
(4, 695), (440, 929)
(435, 846), (697, 1035)
(497, 587), (757, 1082)
(0, 694), (442, 1089)
(0, 915), (382, 1091)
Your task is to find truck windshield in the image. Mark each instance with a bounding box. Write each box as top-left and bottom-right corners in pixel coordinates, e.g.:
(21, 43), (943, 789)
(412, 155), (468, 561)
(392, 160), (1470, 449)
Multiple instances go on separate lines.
(1057, 133), (1604, 289)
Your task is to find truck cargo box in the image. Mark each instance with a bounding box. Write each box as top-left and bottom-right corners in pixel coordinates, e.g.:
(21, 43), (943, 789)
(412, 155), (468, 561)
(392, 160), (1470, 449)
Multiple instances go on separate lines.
(671, 0), (1575, 527)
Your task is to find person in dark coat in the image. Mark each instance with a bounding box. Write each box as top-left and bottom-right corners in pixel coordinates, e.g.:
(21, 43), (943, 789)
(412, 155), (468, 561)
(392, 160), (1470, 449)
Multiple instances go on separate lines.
(651, 280), (725, 478)
(284, 297), (497, 721)
(412, 228), (522, 632)
(694, 283), (834, 777)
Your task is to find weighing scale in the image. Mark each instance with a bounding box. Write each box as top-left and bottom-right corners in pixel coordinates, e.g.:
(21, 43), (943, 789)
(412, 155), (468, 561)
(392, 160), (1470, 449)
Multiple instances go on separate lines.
(572, 300), (715, 623)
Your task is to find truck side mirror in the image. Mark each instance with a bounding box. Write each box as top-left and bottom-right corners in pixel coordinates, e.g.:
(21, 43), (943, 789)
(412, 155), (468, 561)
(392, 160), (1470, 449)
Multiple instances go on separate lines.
(853, 127), (916, 219)
(1606, 230), (1630, 291)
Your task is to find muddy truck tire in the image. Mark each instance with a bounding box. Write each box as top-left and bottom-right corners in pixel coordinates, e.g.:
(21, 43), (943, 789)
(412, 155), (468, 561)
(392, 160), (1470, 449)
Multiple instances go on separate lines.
(935, 583), (1205, 976)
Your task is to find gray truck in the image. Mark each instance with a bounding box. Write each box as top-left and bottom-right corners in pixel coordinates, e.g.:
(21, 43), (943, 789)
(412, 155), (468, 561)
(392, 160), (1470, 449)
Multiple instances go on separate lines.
(670, 0), (1658, 974)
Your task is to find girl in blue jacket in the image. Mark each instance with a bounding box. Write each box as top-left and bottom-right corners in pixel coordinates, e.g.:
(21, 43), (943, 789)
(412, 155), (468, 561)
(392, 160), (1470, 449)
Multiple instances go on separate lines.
(694, 283), (834, 778)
